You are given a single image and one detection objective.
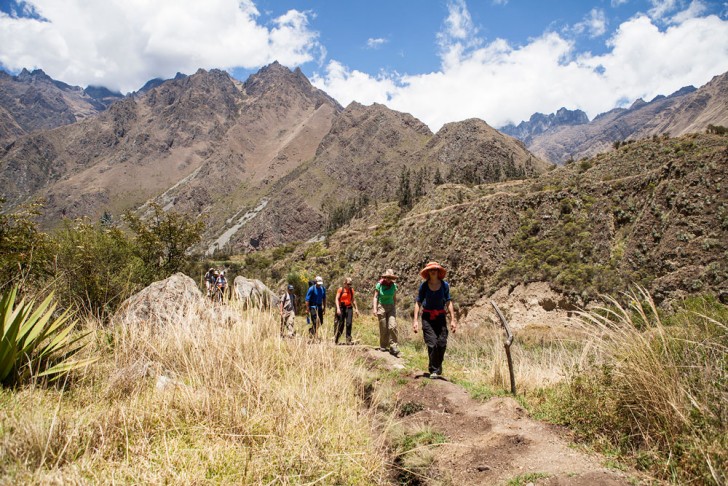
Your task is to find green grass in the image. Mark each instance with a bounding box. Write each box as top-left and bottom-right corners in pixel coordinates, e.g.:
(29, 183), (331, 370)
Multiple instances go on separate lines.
(506, 472), (551, 485)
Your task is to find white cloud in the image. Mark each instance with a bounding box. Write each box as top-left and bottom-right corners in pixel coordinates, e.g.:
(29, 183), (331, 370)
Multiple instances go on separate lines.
(573, 8), (608, 38)
(491, 0), (509, 5)
(312, 6), (728, 131)
(0, 0), (321, 92)
(310, 60), (398, 107)
(671, 0), (708, 23)
(611, 0), (630, 6)
(648, 0), (680, 20)
(366, 37), (387, 49)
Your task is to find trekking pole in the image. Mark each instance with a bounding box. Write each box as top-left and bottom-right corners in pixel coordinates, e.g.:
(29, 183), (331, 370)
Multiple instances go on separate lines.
(490, 301), (516, 395)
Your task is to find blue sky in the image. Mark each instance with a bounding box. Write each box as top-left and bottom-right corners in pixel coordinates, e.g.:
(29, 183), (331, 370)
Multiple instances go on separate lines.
(1, 0), (727, 129)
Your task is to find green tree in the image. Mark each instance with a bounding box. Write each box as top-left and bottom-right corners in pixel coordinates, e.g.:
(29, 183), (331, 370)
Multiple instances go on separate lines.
(397, 166), (412, 209)
(124, 203), (205, 274)
(433, 167), (443, 186)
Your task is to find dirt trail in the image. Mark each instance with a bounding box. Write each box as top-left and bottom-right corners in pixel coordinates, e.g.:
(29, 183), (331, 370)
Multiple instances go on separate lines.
(363, 348), (637, 485)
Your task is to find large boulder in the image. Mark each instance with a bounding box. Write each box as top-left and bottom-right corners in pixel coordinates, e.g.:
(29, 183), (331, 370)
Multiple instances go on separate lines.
(233, 276), (279, 308)
(115, 272), (203, 325)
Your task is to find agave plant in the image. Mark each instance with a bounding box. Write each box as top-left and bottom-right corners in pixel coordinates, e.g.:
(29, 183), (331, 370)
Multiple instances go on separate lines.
(0, 286), (97, 386)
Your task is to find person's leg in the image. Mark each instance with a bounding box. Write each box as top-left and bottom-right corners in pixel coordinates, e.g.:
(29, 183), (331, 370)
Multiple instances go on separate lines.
(345, 306), (353, 343)
(285, 312), (295, 338)
(431, 316), (449, 376)
(309, 307), (318, 337)
(376, 304), (388, 350)
(421, 318), (437, 374)
(385, 304), (399, 355)
(317, 307), (324, 339)
(334, 311), (344, 343)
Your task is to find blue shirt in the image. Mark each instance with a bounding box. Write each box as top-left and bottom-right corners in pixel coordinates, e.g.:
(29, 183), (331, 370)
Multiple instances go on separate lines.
(306, 285), (326, 307)
(416, 281), (450, 310)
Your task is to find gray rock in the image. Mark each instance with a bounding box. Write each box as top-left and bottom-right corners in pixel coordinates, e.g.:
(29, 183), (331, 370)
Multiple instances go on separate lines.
(114, 272), (202, 325)
(233, 276), (279, 308)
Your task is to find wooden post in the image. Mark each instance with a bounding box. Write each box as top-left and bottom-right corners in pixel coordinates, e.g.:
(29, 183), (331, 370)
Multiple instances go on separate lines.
(490, 301), (516, 395)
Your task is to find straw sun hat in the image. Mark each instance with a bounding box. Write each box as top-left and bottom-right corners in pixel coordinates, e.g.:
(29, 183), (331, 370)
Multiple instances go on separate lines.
(419, 261), (447, 280)
(380, 269), (398, 280)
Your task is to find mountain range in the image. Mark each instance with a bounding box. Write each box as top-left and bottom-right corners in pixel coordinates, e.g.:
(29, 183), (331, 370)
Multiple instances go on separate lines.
(0, 63), (726, 260)
(501, 72), (728, 163)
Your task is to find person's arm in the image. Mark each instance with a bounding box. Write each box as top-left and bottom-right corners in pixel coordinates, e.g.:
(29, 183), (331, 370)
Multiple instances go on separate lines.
(353, 294), (359, 316)
(279, 295), (284, 315)
(335, 288), (342, 315)
(448, 300), (457, 333)
(412, 301), (421, 333)
(372, 289), (378, 316)
(322, 289), (326, 314)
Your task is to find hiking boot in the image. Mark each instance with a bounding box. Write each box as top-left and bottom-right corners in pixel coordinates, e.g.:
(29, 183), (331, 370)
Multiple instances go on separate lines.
(429, 372), (441, 379)
(390, 347), (401, 357)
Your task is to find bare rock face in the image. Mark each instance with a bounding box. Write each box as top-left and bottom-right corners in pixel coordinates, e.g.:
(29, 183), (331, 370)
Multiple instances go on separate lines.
(233, 276), (279, 308)
(115, 272), (202, 325)
(464, 282), (581, 331)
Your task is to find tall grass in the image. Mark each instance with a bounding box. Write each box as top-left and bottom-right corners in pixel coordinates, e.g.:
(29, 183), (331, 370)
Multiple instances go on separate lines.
(541, 288), (727, 484)
(434, 321), (588, 399)
(0, 300), (389, 484)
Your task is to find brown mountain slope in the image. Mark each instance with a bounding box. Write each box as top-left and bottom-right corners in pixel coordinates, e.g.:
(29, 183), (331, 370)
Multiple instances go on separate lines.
(207, 104), (551, 253)
(513, 71), (728, 164)
(421, 118), (551, 183)
(0, 63), (342, 231)
(0, 69), (105, 147)
(263, 133), (727, 309)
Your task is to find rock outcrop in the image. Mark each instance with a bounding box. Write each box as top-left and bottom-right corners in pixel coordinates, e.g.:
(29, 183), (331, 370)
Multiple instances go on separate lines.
(115, 272), (202, 325)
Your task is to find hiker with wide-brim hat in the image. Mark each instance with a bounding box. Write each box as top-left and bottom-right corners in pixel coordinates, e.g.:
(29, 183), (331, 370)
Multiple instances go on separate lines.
(372, 269), (400, 357)
(412, 261), (457, 379)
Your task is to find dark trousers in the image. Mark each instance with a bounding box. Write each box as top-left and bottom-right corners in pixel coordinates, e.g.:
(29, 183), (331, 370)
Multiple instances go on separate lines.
(334, 306), (353, 343)
(308, 306), (324, 336)
(422, 315), (448, 375)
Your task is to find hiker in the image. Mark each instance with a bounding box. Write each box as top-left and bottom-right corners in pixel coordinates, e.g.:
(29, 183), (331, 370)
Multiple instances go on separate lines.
(372, 269), (400, 357)
(334, 277), (359, 345)
(214, 271), (228, 303)
(204, 268), (216, 297)
(412, 261), (457, 379)
(305, 276), (326, 338)
(279, 284), (297, 338)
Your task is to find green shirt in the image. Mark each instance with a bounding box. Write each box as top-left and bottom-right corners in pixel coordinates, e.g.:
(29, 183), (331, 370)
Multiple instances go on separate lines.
(375, 282), (398, 305)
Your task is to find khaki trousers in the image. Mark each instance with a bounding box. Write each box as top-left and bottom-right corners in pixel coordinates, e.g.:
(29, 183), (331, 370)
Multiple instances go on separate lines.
(376, 303), (398, 350)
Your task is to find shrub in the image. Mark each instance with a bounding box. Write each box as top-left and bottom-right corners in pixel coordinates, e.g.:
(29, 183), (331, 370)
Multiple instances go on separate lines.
(0, 199), (53, 290)
(124, 203), (205, 275)
(0, 286), (96, 386)
(543, 288), (727, 484)
(53, 219), (147, 317)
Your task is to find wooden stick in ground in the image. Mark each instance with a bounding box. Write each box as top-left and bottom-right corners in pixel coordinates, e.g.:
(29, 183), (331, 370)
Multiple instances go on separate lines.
(490, 301), (516, 395)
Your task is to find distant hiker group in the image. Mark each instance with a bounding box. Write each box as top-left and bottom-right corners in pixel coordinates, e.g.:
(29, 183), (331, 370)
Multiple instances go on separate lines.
(276, 261), (458, 379)
(204, 267), (227, 303)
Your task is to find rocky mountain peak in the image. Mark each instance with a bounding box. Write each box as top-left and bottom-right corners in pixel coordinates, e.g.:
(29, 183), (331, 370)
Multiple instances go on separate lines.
(243, 61), (341, 110)
(499, 107), (589, 142)
(16, 68), (53, 83)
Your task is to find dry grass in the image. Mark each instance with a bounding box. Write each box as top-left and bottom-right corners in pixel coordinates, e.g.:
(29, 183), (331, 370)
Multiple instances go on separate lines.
(430, 322), (589, 399)
(541, 288), (728, 484)
(0, 300), (390, 484)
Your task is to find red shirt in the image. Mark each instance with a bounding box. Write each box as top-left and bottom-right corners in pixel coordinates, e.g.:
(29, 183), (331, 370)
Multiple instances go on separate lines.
(337, 286), (354, 306)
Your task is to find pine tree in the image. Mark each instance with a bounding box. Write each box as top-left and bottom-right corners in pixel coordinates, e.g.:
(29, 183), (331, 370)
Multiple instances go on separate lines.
(433, 167), (443, 185)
